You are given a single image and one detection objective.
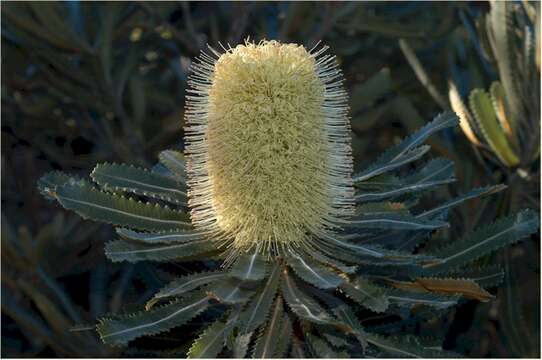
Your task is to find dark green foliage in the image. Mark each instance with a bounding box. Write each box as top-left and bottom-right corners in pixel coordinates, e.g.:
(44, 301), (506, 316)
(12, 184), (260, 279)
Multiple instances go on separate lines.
(49, 180), (191, 231)
(3, 1), (539, 357)
(97, 292), (210, 346)
(35, 113), (539, 358)
(91, 163), (187, 205)
(424, 210), (539, 275)
(188, 319), (228, 358)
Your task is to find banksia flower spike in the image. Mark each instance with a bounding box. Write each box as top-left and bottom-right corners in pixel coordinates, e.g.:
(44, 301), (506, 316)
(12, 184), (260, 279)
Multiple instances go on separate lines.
(184, 40), (354, 259)
(39, 39), (538, 357)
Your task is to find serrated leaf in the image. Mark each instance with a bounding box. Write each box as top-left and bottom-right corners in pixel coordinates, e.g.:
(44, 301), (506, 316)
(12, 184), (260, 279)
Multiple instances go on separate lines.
(37, 171), (83, 200)
(229, 251), (268, 281)
(446, 265), (504, 288)
(366, 333), (459, 358)
(488, 2), (523, 130)
(187, 319), (227, 358)
(151, 163), (176, 180)
(105, 238), (216, 263)
(357, 201), (408, 216)
(355, 158), (455, 202)
(239, 264), (281, 334)
(159, 150), (186, 180)
(416, 184), (506, 220)
(448, 81), (482, 146)
(252, 296), (291, 358)
(307, 334), (346, 358)
(354, 112), (458, 183)
(342, 278), (389, 313)
(116, 228), (210, 244)
(309, 249), (358, 274)
(383, 288), (459, 310)
(147, 271), (225, 309)
(274, 312), (293, 358)
(423, 210), (539, 274)
(286, 251), (342, 289)
(354, 145), (431, 183)
(391, 278), (493, 302)
(233, 332), (252, 358)
(281, 270), (335, 325)
(53, 180), (191, 231)
(320, 292), (367, 349)
(346, 213), (448, 231)
(91, 163), (186, 205)
(321, 331), (350, 349)
(316, 236), (434, 266)
(97, 293), (209, 346)
(489, 81), (515, 137)
(208, 279), (253, 304)
(469, 88), (519, 166)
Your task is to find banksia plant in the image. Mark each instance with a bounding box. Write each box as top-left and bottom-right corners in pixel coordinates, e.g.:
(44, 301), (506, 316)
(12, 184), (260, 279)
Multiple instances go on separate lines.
(38, 40), (539, 357)
(448, 1), (540, 172)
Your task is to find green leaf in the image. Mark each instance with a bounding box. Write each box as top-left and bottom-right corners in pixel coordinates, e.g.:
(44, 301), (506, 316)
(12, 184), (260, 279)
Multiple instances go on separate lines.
(208, 279), (254, 304)
(229, 251), (269, 281)
(366, 333), (459, 358)
(354, 145), (431, 183)
(489, 81), (516, 137)
(341, 278), (389, 313)
(309, 249), (358, 274)
(384, 288), (459, 310)
(346, 213), (448, 231)
(252, 296), (291, 358)
(469, 89), (519, 166)
(97, 293), (209, 346)
(317, 236), (434, 265)
(273, 313), (293, 358)
(448, 80), (483, 146)
(147, 271), (225, 309)
(316, 291), (367, 349)
(354, 112), (458, 183)
(116, 228), (210, 244)
(233, 332), (252, 358)
(446, 265), (504, 289)
(321, 330), (350, 349)
(105, 238), (216, 263)
(281, 271), (335, 325)
(158, 150), (186, 180)
(187, 319), (227, 358)
(54, 181), (191, 231)
(355, 158), (455, 202)
(286, 251), (343, 289)
(423, 210), (539, 274)
(239, 264), (281, 334)
(37, 171), (82, 200)
(307, 334), (347, 358)
(416, 184), (506, 220)
(488, 2), (523, 129)
(91, 163), (186, 205)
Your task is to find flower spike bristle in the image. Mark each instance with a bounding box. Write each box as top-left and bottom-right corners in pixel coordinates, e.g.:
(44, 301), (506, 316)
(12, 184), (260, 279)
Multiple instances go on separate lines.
(184, 40), (354, 260)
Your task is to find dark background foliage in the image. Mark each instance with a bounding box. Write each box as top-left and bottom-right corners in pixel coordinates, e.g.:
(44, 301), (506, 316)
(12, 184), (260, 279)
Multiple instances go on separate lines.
(1, 1), (539, 357)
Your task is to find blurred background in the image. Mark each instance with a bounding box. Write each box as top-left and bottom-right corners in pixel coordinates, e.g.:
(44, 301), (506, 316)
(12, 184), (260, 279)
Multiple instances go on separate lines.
(1, 1), (540, 357)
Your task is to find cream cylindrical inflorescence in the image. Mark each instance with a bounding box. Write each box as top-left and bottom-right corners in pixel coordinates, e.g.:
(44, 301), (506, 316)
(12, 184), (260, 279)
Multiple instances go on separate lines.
(184, 40), (354, 258)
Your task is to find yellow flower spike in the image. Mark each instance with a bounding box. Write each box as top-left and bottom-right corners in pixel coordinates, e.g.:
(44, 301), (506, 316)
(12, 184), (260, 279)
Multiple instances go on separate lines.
(184, 40), (355, 259)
